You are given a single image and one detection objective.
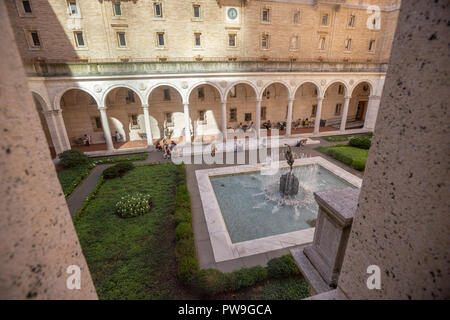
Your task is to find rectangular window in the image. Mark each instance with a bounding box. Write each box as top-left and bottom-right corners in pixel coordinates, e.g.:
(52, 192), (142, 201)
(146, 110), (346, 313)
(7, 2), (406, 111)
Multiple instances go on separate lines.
(229, 108), (237, 122)
(311, 104), (317, 117)
(313, 88), (318, 97)
(154, 2), (162, 18)
(261, 33), (269, 49)
(22, 1), (32, 13)
(74, 31), (85, 47)
(117, 32), (126, 47)
(290, 35), (299, 50)
(193, 5), (200, 19)
(293, 11), (300, 24)
(245, 113), (252, 122)
(157, 32), (165, 47)
(199, 110), (206, 123)
(369, 39), (375, 52)
(30, 31), (40, 47)
(319, 36), (326, 50)
(92, 116), (102, 131)
(228, 34), (236, 47)
(230, 86), (236, 98)
(113, 2), (121, 16)
(262, 9), (270, 22)
(338, 85), (344, 95)
(261, 107), (267, 120)
(130, 114), (138, 126)
(321, 14), (328, 26)
(194, 33), (201, 47)
(165, 112), (173, 124)
(126, 90), (135, 103)
(163, 88), (171, 101)
(68, 1), (78, 15)
(335, 103), (342, 116)
(345, 38), (352, 51)
(348, 15), (356, 28)
(198, 87), (204, 100)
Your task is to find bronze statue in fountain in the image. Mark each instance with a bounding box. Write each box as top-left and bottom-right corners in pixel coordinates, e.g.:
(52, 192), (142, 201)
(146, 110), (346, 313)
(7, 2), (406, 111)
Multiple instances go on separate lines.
(280, 145), (299, 196)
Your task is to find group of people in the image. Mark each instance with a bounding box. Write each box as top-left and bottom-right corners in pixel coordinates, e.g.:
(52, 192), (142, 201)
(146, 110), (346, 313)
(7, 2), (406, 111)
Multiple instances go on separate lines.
(155, 138), (177, 159)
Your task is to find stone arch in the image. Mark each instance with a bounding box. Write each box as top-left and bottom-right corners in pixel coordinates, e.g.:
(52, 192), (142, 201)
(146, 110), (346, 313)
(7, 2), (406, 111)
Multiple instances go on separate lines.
(187, 83), (224, 142)
(145, 82), (184, 104)
(187, 81), (224, 103)
(293, 80), (322, 98)
(102, 84), (144, 107)
(54, 86), (100, 110)
(224, 80), (258, 101)
(31, 91), (50, 111)
(350, 79), (375, 97)
(259, 80), (292, 100)
(323, 80), (350, 97)
(32, 92), (55, 157)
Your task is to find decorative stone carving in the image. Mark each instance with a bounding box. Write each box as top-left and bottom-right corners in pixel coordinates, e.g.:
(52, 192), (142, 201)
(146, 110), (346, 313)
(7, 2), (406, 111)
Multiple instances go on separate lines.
(181, 81), (188, 89)
(220, 80), (227, 88)
(94, 84), (102, 93)
(349, 79), (354, 86)
(257, 80), (263, 87)
(290, 79), (296, 86)
(139, 83), (147, 91)
(320, 79), (326, 87)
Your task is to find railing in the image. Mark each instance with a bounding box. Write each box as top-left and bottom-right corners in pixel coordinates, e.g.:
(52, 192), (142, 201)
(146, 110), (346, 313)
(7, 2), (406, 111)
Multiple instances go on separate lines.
(25, 58), (389, 77)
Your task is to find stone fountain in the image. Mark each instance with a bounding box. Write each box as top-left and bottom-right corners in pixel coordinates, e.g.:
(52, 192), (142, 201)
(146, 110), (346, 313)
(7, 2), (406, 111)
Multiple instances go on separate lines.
(280, 145), (299, 196)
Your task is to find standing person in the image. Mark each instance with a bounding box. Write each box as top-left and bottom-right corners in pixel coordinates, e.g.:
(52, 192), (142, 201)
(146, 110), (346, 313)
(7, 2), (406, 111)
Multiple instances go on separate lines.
(83, 134), (90, 146)
(211, 143), (216, 158)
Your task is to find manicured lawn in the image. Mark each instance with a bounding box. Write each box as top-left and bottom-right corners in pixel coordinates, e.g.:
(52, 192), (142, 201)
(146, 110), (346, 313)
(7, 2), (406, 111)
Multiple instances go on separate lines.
(316, 145), (369, 171)
(222, 277), (309, 300)
(74, 163), (194, 299)
(322, 133), (372, 142)
(57, 153), (148, 196)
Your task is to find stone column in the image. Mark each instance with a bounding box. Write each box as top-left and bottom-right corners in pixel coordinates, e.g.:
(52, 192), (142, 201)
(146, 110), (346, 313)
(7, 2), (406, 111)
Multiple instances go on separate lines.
(98, 106), (114, 151)
(286, 98), (294, 136)
(339, 96), (351, 132)
(42, 110), (69, 155)
(0, 2), (97, 299)
(54, 109), (71, 151)
(221, 101), (227, 141)
(141, 103), (153, 146)
(313, 97), (324, 135)
(183, 103), (191, 143)
(363, 95), (381, 130)
(255, 99), (262, 138)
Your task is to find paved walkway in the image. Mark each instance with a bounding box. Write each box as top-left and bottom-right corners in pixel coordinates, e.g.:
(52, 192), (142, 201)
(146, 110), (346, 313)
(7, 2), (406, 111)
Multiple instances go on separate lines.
(65, 135), (364, 272)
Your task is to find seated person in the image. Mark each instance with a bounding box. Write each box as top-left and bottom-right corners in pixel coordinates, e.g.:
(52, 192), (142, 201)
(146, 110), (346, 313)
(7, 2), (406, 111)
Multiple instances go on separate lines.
(295, 139), (308, 147)
(303, 118), (309, 127)
(262, 120), (272, 130)
(169, 140), (177, 151)
(155, 139), (163, 151)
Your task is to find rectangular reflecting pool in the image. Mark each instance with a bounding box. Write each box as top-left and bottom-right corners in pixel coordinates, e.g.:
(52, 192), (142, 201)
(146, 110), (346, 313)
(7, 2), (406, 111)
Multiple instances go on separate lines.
(195, 157), (362, 262)
(210, 165), (355, 243)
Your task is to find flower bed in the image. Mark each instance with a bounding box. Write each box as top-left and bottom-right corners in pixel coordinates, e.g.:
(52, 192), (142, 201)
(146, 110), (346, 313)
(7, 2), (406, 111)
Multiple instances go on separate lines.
(116, 193), (152, 218)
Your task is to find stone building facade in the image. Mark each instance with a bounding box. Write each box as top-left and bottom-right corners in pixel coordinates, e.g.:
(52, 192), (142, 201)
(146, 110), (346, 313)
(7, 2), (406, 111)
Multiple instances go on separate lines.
(6, 0), (401, 156)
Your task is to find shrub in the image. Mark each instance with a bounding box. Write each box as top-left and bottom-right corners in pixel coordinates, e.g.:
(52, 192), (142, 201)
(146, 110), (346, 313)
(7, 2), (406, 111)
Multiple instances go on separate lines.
(115, 193), (152, 218)
(58, 149), (89, 168)
(178, 256), (199, 284)
(229, 266), (268, 291)
(115, 161), (135, 172)
(349, 135), (371, 149)
(103, 161), (135, 179)
(174, 207), (192, 225)
(175, 238), (196, 261)
(190, 269), (232, 296)
(176, 163), (187, 185)
(351, 158), (366, 171)
(267, 254), (300, 279)
(175, 184), (191, 209)
(175, 222), (194, 240)
(103, 166), (121, 179)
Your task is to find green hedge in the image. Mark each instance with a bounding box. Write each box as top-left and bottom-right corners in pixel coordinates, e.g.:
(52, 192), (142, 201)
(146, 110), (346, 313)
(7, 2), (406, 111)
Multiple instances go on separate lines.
(59, 149), (89, 168)
(349, 135), (372, 149)
(103, 161), (135, 179)
(173, 164), (302, 296)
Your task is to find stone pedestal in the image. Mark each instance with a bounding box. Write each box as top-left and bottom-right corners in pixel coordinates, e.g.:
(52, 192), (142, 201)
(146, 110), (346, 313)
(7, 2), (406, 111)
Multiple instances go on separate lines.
(292, 187), (359, 294)
(280, 172), (299, 196)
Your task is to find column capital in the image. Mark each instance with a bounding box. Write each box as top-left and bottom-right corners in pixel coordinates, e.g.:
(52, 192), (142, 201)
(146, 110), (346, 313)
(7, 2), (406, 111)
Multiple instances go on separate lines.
(317, 96), (324, 101)
(256, 99), (263, 103)
(141, 103), (149, 109)
(98, 106), (107, 111)
(370, 95), (381, 100)
(344, 95), (351, 100)
(288, 98), (295, 103)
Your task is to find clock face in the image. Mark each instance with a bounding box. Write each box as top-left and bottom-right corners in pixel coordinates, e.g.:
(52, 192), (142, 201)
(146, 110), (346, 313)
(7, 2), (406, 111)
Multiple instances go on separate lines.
(227, 8), (238, 20)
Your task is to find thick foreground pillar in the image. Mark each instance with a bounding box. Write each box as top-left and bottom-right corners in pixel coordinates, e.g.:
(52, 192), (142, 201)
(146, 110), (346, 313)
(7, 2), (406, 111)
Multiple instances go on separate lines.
(0, 3), (97, 299)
